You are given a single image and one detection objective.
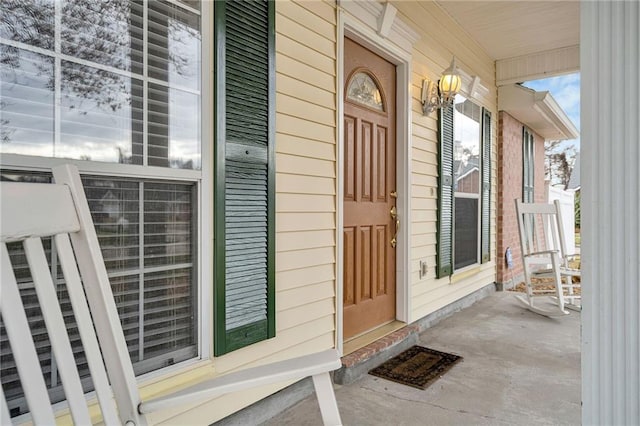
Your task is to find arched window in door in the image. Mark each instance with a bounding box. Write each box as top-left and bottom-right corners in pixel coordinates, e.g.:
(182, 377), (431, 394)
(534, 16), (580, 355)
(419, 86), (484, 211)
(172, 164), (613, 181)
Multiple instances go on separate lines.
(346, 71), (385, 111)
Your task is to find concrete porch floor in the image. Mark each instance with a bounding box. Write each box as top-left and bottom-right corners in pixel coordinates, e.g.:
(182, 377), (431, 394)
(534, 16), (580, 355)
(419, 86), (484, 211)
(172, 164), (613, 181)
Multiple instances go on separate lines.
(265, 292), (581, 425)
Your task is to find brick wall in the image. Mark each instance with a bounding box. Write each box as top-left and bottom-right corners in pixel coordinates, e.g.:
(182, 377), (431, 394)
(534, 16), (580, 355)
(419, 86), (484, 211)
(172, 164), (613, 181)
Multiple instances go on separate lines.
(496, 111), (547, 287)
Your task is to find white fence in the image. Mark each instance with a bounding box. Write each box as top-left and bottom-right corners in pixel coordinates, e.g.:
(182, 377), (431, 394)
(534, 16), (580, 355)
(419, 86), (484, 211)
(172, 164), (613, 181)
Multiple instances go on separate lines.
(547, 185), (576, 255)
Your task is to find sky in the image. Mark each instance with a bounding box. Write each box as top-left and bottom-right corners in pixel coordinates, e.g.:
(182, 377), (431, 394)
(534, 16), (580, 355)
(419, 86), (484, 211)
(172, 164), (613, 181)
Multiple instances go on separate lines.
(522, 73), (581, 153)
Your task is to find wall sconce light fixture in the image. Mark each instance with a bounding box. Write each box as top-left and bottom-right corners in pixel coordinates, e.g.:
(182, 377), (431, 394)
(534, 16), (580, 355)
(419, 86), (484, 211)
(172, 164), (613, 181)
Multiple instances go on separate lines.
(421, 56), (462, 115)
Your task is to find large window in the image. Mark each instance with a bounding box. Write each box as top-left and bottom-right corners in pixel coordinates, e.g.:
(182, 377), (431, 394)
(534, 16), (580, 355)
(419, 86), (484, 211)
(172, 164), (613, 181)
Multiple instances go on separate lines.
(1, 0), (202, 417)
(1, 0), (200, 167)
(437, 95), (491, 277)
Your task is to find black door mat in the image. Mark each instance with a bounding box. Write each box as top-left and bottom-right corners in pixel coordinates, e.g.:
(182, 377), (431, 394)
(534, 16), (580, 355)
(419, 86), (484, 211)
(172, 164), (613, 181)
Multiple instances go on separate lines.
(369, 345), (462, 390)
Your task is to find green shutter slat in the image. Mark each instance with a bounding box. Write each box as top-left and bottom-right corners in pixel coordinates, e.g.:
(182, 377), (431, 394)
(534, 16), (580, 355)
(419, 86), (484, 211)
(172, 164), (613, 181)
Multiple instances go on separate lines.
(481, 109), (491, 263)
(214, 0), (275, 356)
(437, 106), (455, 278)
(227, 63), (269, 81)
(227, 94), (270, 110)
(226, 36), (269, 58)
(224, 158), (268, 326)
(227, 5), (269, 26)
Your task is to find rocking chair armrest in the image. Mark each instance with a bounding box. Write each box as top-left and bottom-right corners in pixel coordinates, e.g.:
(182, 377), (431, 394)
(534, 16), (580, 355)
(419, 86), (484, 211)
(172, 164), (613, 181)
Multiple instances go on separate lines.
(564, 253), (580, 261)
(139, 349), (341, 414)
(523, 249), (560, 258)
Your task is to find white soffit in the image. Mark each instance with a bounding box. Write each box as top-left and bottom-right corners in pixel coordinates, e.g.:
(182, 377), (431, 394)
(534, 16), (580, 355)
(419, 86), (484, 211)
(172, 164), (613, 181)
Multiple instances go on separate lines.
(498, 84), (579, 140)
(436, 1), (579, 84)
(496, 45), (579, 86)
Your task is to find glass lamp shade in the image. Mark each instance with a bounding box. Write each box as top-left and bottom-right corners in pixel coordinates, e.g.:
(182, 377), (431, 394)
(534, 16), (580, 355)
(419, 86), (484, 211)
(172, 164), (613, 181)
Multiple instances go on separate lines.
(439, 74), (462, 99)
(439, 57), (462, 102)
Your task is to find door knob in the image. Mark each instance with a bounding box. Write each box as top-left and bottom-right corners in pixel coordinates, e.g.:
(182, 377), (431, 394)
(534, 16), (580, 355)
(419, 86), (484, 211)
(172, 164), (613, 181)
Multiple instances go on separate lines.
(390, 206), (397, 219)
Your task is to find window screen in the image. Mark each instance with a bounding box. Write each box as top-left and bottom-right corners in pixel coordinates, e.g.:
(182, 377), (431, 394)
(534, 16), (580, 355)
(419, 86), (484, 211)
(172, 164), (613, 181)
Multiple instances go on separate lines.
(0, 172), (198, 417)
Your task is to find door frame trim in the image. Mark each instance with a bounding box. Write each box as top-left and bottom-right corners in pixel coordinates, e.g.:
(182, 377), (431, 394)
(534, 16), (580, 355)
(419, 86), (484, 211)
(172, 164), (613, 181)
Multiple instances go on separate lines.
(336, 6), (416, 355)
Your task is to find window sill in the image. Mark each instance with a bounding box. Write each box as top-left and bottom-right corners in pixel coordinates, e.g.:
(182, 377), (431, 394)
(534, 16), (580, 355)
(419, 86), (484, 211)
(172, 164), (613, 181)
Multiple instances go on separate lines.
(138, 358), (216, 400)
(54, 359), (217, 425)
(450, 265), (482, 284)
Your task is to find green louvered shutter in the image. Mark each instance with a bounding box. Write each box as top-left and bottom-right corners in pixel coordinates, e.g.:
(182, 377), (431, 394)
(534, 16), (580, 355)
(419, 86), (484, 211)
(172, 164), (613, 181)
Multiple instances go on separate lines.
(214, 0), (275, 356)
(437, 105), (455, 278)
(481, 108), (492, 263)
(523, 127), (534, 203)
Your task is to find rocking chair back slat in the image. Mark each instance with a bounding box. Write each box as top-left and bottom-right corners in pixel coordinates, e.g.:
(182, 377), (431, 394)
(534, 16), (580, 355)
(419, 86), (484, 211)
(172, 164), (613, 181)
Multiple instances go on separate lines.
(0, 183), (80, 244)
(533, 217), (542, 253)
(52, 165), (144, 426)
(524, 218), (533, 253)
(552, 199), (571, 266)
(23, 237), (92, 425)
(1, 244), (56, 424)
(55, 233), (121, 424)
(541, 215), (551, 251)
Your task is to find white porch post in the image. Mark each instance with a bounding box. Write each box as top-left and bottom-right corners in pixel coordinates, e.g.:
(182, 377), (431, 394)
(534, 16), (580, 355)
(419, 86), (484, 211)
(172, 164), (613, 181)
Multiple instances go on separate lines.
(581, 1), (640, 424)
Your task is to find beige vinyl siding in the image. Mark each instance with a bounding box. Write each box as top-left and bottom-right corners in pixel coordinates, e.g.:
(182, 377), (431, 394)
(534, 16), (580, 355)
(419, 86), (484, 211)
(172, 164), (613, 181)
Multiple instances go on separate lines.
(277, 174), (335, 194)
(277, 94), (335, 126)
(276, 264), (336, 292)
(388, 1), (498, 322)
(277, 53), (335, 90)
(277, 153), (335, 177)
(277, 212), (335, 233)
(212, 314), (335, 376)
(279, 298), (336, 330)
(276, 133), (335, 161)
(277, 114), (335, 143)
(156, 2), (340, 423)
(266, 0), (338, 372)
(216, 0), (337, 375)
(277, 229), (335, 250)
(277, 74), (334, 107)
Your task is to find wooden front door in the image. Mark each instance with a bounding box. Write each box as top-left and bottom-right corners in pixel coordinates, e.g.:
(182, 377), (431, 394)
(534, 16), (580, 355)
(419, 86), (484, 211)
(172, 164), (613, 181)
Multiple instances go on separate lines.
(343, 38), (397, 340)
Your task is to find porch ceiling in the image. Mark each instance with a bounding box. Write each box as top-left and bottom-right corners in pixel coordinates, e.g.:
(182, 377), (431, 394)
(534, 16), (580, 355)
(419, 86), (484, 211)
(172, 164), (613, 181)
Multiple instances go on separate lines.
(436, 1), (580, 84)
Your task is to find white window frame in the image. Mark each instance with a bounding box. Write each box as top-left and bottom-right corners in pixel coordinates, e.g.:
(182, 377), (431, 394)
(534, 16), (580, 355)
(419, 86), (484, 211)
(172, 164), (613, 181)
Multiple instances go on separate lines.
(0, 0), (212, 376)
(452, 96), (483, 272)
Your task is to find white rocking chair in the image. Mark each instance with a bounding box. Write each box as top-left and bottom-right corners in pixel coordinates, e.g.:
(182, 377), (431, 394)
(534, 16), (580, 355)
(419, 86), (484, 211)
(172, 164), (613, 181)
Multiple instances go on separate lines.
(514, 199), (581, 317)
(0, 164), (342, 425)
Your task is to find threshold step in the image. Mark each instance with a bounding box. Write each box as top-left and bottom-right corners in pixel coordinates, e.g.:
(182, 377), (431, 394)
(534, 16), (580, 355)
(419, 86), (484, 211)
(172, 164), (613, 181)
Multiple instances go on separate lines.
(334, 324), (419, 385)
